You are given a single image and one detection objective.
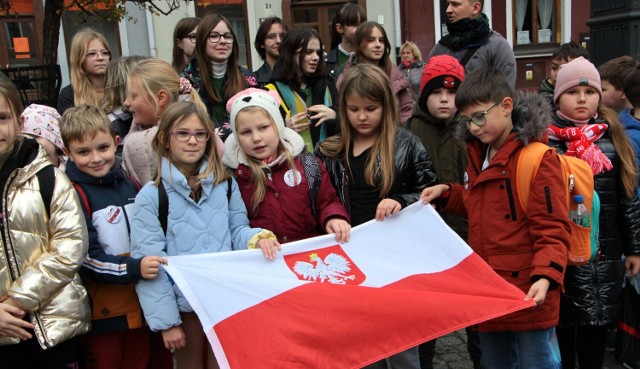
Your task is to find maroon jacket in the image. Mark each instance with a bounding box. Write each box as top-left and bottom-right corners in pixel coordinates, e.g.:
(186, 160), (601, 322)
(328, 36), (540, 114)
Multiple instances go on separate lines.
(234, 156), (349, 244)
(444, 94), (571, 331)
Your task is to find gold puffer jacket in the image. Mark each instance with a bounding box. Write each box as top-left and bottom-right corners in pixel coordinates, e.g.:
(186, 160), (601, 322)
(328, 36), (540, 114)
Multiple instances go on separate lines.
(0, 141), (90, 349)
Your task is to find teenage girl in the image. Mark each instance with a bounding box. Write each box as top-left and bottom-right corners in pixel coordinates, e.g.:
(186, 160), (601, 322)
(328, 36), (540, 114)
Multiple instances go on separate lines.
(317, 63), (437, 369)
(223, 88), (350, 244)
(0, 80), (90, 368)
(130, 101), (279, 369)
(548, 57), (640, 369)
(265, 27), (338, 151)
(122, 58), (218, 185)
(337, 21), (414, 125)
(181, 13), (258, 142)
(58, 28), (111, 114)
(172, 17), (200, 74)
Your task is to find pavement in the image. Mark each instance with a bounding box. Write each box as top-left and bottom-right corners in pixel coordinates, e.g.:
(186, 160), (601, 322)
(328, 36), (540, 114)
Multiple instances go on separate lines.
(431, 329), (627, 369)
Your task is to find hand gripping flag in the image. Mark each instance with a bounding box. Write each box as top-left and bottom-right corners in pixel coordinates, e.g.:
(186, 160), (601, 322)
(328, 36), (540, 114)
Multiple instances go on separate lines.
(163, 202), (535, 369)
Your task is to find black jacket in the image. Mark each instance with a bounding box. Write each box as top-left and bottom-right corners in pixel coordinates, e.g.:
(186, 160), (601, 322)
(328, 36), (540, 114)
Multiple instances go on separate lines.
(254, 62), (272, 87)
(315, 128), (438, 214)
(549, 113), (640, 327)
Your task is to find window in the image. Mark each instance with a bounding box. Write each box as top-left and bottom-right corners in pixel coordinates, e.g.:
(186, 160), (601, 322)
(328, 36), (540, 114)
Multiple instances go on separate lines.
(0, 18), (38, 67)
(513, 0), (560, 47)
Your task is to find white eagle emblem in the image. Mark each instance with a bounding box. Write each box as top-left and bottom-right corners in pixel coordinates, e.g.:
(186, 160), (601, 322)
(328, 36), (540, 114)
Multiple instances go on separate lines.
(293, 252), (355, 284)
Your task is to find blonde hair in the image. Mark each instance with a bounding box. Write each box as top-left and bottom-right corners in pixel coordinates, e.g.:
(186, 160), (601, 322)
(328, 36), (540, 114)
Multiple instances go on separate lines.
(234, 106), (298, 211)
(127, 58), (204, 123)
(60, 104), (116, 148)
(599, 106), (638, 199)
(400, 41), (422, 62)
(318, 64), (397, 197)
(101, 56), (147, 113)
(153, 101), (227, 185)
(69, 29), (110, 107)
(0, 80), (25, 153)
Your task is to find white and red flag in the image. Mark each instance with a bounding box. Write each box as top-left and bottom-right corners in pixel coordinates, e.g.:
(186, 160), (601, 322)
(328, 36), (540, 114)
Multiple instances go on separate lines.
(163, 202), (534, 369)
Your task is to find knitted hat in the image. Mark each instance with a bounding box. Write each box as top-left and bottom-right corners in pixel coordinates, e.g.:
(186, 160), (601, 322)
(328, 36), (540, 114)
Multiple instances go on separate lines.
(223, 88), (304, 168)
(20, 104), (65, 152)
(554, 57), (602, 104)
(419, 55), (465, 110)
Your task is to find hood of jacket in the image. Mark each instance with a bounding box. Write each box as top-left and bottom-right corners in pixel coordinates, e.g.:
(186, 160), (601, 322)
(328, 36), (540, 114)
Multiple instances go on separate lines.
(455, 92), (552, 145)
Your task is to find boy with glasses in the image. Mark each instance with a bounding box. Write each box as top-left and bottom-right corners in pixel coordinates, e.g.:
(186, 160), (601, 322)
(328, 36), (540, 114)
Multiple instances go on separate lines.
(421, 68), (570, 369)
(253, 17), (288, 86)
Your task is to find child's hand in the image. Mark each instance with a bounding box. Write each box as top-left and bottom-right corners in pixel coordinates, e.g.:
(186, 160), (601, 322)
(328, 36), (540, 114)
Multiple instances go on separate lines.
(141, 256), (168, 280)
(325, 218), (351, 243)
(307, 105), (337, 126)
(524, 278), (551, 306)
(375, 199), (402, 221)
(286, 112), (311, 133)
(161, 325), (186, 351)
(625, 255), (640, 277)
(0, 300), (33, 340)
(257, 239), (282, 260)
(420, 184), (450, 205)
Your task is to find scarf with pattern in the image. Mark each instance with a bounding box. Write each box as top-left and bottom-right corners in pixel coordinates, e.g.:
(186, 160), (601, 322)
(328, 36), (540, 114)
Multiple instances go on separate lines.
(548, 122), (613, 175)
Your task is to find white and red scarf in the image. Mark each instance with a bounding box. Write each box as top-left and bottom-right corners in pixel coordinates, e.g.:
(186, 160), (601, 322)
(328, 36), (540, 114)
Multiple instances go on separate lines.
(548, 123), (613, 175)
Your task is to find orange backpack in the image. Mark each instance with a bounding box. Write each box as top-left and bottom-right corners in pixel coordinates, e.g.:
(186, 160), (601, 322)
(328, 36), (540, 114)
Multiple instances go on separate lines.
(516, 142), (599, 266)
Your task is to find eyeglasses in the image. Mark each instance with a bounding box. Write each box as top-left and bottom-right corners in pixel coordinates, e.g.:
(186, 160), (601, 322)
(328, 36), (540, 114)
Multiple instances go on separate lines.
(186, 33), (197, 43)
(170, 129), (210, 142)
(208, 32), (234, 44)
(265, 32), (286, 41)
(85, 50), (112, 59)
(457, 100), (503, 128)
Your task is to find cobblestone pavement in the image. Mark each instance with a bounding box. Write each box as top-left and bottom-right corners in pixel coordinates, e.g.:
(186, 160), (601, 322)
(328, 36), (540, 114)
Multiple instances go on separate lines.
(432, 329), (627, 369)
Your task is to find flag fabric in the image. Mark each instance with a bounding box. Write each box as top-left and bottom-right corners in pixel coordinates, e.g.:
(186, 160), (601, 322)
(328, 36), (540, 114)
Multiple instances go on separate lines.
(163, 202), (535, 369)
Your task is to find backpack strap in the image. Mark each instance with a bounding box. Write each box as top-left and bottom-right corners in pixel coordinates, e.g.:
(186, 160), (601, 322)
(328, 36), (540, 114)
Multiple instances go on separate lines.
(299, 152), (322, 220)
(157, 181), (169, 236)
(71, 181), (92, 219)
(515, 142), (553, 213)
(127, 175), (142, 192)
(227, 177), (232, 203)
(36, 165), (55, 218)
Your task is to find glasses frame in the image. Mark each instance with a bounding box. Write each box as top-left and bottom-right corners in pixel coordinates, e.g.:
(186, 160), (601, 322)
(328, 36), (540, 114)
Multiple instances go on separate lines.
(265, 32), (286, 41)
(208, 32), (234, 44)
(186, 33), (197, 43)
(85, 50), (112, 60)
(169, 129), (211, 142)
(458, 99), (503, 128)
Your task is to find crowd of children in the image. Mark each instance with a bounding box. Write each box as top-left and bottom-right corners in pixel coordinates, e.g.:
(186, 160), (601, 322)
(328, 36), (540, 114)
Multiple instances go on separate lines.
(2, 8), (640, 369)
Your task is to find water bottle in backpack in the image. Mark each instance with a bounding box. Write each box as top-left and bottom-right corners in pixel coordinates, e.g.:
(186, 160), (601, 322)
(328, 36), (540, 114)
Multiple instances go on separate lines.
(569, 195), (590, 228)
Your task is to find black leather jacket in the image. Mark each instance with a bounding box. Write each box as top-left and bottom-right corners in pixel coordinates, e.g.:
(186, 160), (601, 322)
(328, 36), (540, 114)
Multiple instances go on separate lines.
(549, 114), (640, 327)
(315, 128), (438, 213)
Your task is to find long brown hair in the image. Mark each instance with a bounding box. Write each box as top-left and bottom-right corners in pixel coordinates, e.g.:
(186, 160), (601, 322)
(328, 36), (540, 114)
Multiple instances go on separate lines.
(318, 64), (397, 197)
(600, 106), (638, 198)
(153, 101), (227, 185)
(194, 14), (246, 104)
(172, 17), (200, 73)
(354, 22), (392, 76)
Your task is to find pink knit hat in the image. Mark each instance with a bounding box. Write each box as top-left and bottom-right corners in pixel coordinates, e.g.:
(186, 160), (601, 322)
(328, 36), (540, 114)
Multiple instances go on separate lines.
(554, 57), (602, 104)
(20, 104), (65, 151)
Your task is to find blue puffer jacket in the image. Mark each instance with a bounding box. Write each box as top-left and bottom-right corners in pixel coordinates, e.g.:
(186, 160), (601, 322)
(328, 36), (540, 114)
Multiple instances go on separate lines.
(131, 157), (263, 331)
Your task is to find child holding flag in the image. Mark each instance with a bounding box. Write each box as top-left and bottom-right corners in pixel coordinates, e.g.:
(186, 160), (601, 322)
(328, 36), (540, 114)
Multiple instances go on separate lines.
(420, 67), (571, 368)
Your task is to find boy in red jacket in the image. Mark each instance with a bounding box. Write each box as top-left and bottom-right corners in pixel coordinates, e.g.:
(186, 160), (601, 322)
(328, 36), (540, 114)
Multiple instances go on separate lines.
(421, 67), (570, 368)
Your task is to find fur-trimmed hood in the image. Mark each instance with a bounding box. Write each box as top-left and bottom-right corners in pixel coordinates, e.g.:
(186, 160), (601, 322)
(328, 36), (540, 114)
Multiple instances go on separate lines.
(455, 92), (552, 145)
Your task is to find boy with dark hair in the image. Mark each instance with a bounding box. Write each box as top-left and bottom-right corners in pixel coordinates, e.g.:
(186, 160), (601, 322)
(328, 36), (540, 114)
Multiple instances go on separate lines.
(599, 56), (639, 112)
(422, 67), (570, 369)
(325, 2), (366, 81)
(253, 17), (288, 86)
(60, 104), (166, 369)
(539, 40), (589, 105)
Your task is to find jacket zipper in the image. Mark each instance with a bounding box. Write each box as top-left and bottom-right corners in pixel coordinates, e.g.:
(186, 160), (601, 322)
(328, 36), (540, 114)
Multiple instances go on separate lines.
(3, 172), (47, 345)
(544, 186), (553, 213)
(505, 178), (517, 221)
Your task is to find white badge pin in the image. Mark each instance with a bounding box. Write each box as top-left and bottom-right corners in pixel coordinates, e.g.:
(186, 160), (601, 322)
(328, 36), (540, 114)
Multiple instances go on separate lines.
(284, 169), (302, 187)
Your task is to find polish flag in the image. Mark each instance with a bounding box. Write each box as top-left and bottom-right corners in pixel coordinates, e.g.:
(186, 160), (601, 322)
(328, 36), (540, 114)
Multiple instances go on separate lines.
(163, 202), (534, 369)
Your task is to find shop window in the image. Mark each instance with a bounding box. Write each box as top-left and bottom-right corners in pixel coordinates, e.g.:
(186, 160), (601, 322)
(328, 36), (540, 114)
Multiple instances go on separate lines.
(513, 0), (561, 48)
(1, 18), (38, 67)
